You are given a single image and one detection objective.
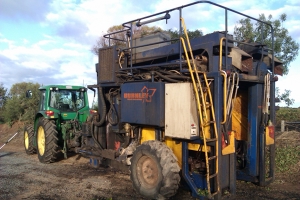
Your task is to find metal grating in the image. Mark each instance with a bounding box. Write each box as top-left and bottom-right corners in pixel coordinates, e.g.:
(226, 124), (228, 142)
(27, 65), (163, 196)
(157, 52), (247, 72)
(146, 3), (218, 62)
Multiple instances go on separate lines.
(98, 46), (115, 82)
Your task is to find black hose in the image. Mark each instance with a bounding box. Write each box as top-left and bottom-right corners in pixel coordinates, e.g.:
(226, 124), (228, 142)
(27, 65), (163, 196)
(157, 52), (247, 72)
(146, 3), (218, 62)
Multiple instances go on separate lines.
(137, 127), (141, 144)
(155, 71), (179, 83)
(164, 75), (190, 80)
(91, 122), (104, 150)
(108, 95), (119, 126)
(93, 87), (106, 127)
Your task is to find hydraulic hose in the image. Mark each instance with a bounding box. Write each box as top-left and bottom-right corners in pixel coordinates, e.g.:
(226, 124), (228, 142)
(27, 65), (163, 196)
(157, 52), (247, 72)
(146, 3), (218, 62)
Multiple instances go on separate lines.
(93, 87), (106, 127)
(155, 71), (179, 83)
(91, 123), (104, 150)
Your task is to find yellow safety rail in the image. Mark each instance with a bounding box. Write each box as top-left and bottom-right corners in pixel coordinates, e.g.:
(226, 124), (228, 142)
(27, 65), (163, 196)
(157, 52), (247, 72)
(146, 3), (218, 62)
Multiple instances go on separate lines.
(219, 37), (227, 125)
(180, 17), (219, 199)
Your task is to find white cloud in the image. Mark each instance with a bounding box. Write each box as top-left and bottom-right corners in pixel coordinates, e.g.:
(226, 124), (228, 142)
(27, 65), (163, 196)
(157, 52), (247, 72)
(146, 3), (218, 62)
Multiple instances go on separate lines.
(21, 61), (52, 70)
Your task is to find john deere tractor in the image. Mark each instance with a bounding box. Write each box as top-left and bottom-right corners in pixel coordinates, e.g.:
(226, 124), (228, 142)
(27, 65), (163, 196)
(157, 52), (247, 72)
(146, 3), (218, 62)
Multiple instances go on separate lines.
(24, 85), (90, 163)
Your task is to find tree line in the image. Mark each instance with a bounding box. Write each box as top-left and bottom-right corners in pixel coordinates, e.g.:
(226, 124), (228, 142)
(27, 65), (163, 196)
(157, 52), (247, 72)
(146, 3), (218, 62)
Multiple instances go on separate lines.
(0, 82), (40, 125)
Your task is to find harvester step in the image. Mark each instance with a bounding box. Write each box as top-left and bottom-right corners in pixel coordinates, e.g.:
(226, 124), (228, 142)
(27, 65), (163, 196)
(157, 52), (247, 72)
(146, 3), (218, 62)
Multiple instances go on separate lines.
(208, 155), (217, 161)
(209, 173), (218, 179)
(211, 191), (219, 197)
(205, 138), (217, 142)
(204, 103), (212, 107)
(204, 121), (215, 125)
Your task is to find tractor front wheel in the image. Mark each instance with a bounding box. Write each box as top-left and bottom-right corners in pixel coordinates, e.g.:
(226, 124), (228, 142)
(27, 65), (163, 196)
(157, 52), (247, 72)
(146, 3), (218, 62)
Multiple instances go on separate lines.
(36, 118), (59, 163)
(130, 140), (180, 199)
(24, 125), (36, 154)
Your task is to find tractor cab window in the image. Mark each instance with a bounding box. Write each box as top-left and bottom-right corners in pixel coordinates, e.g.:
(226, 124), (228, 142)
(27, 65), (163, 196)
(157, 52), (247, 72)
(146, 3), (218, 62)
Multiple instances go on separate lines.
(49, 89), (85, 111)
(39, 90), (46, 111)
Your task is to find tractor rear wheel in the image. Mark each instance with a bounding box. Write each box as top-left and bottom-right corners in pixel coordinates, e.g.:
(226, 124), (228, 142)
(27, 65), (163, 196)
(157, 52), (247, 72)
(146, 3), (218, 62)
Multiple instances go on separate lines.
(130, 140), (180, 199)
(36, 118), (59, 163)
(24, 125), (36, 154)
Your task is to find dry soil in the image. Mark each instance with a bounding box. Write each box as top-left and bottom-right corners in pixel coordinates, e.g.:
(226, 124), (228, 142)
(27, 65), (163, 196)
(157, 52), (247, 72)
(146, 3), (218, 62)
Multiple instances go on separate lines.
(0, 122), (299, 200)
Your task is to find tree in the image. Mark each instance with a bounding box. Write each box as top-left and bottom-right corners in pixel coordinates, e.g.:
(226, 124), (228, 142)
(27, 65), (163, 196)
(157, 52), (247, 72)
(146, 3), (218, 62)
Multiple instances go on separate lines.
(2, 82), (40, 124)
(234, 13), (299, 75)
(276, 88), (295, 107)
(0, 83), (7, 108)
(0, 83), (8, 123)
(167, 29), (203, 43)
(91, 25), (163, 55)
(91, 25), (203, 55)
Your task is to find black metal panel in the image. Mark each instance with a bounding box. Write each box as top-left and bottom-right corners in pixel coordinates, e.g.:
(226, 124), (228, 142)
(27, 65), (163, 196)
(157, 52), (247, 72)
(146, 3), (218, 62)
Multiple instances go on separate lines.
(97, 46), (118, 83)
(121, 82), (165, 127)
(131, 32), (234, 73)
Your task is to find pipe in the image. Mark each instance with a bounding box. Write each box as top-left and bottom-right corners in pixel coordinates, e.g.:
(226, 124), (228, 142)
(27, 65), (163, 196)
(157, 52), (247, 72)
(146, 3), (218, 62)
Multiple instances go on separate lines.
(93, 87), (106, 127)
(91, 123), (104, 150)
(155, 71), (179, 83)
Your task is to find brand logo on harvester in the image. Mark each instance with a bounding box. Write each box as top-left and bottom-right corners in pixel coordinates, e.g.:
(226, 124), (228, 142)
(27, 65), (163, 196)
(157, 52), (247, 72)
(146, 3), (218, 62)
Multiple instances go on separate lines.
(124, 86), (156, 102)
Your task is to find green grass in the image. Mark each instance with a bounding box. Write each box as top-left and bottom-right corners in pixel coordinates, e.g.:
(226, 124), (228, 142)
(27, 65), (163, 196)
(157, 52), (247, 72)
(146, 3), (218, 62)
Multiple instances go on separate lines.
(275, 145), (300, 172)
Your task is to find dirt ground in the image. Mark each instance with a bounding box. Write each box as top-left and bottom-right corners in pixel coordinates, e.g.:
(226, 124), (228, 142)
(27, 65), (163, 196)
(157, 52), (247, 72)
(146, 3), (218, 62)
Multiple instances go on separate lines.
(0, 122), (299, 200)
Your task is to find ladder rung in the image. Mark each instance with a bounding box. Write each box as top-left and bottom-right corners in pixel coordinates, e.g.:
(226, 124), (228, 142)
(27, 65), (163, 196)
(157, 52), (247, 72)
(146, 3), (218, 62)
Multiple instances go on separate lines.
(205, 138), (217, 142)
(202, 122), (216, 127)
(208, 155), (217, 161)
(204, 121), (215, 125)
(211, 191), (219, 197)
(209, 173), (218, 179)
(201, 104), (212, 109)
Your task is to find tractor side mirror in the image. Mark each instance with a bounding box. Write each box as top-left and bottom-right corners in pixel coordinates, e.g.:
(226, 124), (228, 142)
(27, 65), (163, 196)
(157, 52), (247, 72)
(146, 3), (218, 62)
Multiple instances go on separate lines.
(26, 90), (33, 98)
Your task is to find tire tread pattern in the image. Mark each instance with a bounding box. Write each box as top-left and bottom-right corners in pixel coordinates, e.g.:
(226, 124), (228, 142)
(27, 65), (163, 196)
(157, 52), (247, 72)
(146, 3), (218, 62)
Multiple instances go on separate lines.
(37, 119), (59, 163)
(24, 124), (36, 154)
(131, 140), (180, 199)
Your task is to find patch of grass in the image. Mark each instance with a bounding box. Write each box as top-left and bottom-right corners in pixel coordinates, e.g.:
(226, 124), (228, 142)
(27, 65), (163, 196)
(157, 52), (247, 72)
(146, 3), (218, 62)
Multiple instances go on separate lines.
(197, 188), (209, 196)
(276, 107), (300, 127)
(275, 145), (300, 172)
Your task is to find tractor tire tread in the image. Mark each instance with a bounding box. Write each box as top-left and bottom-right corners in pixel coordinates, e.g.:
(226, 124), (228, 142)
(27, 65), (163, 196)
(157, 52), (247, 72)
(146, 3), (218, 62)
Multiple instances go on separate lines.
(37, 119), (59, 163)
(24, 124), (36, 154)
(131, 140), (180, 199)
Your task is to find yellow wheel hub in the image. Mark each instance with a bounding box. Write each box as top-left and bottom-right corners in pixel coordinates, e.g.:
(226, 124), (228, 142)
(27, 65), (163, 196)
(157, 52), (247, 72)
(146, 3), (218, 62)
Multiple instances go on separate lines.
(37, 126), (45, 156)
(24, 131), (29, 150)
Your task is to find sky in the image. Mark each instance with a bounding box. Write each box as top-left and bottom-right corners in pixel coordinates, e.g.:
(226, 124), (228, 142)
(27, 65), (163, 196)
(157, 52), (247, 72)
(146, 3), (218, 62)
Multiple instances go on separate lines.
(0, 0), (299, 107)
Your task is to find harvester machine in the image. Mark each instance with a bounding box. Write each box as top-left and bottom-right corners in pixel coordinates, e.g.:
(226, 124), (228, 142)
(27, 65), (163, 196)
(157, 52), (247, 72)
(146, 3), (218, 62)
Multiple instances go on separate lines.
(82, 1), (282, 199)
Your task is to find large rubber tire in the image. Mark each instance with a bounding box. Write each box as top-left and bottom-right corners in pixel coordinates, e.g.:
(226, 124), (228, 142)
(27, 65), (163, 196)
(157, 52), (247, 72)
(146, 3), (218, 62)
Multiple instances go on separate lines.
(24, 125), (36, 155)
(130, 140), (180, 199)
(36, 118), (59, 163)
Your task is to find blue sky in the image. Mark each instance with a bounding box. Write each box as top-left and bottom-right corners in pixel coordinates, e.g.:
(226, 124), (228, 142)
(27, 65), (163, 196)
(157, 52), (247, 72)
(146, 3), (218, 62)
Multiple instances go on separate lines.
(0, 0), (299, 106)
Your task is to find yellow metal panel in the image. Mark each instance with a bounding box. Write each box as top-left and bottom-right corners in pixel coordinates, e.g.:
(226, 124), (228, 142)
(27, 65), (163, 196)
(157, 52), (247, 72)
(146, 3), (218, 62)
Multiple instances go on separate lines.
(188, 143), (200, 151)
(141, 129), (183, 168)
(232, 90), (248, 141)
(222, 131), (235, 155)
(187, 143), (211, 152)
(165, 137), (182, 169)
(141, 127), (155, 144)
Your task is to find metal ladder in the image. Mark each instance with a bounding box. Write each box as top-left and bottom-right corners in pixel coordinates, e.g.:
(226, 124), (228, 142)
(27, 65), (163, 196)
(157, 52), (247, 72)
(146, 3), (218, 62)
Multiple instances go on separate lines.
(180, 18), (220, 199)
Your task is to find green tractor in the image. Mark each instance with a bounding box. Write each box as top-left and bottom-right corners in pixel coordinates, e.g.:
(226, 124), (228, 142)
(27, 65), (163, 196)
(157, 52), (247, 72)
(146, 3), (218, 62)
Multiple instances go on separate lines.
(24, 85), (90, 163)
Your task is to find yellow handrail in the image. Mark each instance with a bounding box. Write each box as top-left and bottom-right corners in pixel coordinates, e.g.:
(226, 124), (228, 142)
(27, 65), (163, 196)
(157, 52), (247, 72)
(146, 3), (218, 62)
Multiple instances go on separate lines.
(180, 37), (204, 127)
(220, 70), (227, 124)
(181, 17), (208, 121)
(219, 37), (225, 71)
(219, 37), (227, 124)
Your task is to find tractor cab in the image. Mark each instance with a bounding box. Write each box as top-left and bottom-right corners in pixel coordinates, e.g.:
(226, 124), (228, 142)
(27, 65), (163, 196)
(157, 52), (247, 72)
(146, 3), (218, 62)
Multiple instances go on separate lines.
(31, 85), (89, 121)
